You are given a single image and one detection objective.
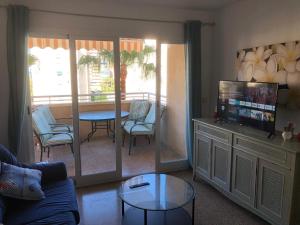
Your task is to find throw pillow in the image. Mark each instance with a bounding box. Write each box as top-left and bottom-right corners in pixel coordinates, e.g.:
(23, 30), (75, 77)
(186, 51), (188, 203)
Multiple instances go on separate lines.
(0, 144), (20, 166)
(0, 162), (45, 200)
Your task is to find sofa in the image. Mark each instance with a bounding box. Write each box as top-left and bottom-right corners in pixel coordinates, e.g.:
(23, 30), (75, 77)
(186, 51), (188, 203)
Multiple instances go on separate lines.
(0, 144), (80, 225)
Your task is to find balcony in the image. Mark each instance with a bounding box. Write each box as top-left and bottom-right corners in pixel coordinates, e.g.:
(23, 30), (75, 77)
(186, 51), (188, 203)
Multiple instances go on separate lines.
(32, 92), (185, 177)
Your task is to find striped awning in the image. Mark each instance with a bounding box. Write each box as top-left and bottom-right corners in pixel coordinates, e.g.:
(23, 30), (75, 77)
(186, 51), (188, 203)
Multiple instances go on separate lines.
(28, 37), (143, 52)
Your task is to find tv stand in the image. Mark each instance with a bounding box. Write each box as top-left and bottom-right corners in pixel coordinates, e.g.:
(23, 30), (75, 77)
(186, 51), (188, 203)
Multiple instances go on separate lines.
(193, 118), (300, 225)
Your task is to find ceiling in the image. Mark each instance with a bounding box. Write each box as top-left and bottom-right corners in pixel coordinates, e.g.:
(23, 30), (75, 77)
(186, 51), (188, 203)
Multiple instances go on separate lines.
(96, 0), (241, 10)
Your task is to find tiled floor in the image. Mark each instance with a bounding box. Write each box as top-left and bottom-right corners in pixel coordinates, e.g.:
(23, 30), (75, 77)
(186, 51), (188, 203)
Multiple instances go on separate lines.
(76, 170), (270, 225)
(35, 135), (185, 177)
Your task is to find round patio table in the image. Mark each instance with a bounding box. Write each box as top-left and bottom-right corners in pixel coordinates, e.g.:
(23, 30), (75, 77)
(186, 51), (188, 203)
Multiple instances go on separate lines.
(79, 111), (129, 142)
(119, 173), (195, 225)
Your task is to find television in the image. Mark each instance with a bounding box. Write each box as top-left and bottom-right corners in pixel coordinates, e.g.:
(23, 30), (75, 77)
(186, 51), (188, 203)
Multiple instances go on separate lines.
(217, 80), (278, 134)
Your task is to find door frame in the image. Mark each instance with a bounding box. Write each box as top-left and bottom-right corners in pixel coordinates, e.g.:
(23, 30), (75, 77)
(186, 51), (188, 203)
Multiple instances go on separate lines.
(69, 35), (122, 187)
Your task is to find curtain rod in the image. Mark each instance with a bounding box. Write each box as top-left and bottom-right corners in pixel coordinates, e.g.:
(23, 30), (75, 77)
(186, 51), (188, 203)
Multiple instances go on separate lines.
(0, 5), (215, 26)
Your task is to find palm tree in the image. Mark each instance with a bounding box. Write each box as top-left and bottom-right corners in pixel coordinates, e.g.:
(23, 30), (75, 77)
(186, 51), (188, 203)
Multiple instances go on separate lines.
(97, 45), (156, 100)
(78, 55), (99, 70)
(99, 49), (114, 68)
(120, 50), (138, 99)
(137, 45), (156, 79)
(78, 55), (99, 95)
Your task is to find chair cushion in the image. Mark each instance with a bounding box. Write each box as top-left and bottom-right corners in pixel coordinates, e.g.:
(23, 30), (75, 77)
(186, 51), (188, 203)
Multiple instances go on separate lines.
(144, 103), (156, 126)
(52, 125), (74, 133)
(5, 179), (80, 225)
(128, 100), (150, 121)
(122, 120), (135, 127)
(32, 110), (53, 144)
(38, 105), (56, 125)
(0, 162), (45, 200)
(46, 133), (73, 146)
(124, 123), (153, 135)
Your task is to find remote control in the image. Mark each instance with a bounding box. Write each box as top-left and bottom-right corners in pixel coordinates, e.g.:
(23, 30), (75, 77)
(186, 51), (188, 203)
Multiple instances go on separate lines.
(129, 182), (150, 189)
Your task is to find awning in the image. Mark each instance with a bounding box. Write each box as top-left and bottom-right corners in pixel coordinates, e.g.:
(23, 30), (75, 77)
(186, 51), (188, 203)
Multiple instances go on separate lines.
(28, 37), (143, 52)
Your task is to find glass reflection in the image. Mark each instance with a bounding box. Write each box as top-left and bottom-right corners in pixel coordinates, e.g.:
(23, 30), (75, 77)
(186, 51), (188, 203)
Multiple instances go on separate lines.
(119, 174), (194, 210)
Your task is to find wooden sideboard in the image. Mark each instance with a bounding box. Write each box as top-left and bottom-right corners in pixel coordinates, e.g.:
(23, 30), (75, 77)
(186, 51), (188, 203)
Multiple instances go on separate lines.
(193, 118), (300, 225)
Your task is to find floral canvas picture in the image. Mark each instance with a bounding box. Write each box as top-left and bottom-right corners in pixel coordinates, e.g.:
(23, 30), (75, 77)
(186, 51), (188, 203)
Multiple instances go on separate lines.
(236, 41), (300, 108)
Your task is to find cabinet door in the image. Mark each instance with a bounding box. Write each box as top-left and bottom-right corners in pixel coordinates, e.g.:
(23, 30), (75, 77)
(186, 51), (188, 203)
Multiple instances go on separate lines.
(194, 133), (211, 179)
(231, 149), (257, 207)
(257, 159), (291, 225)
(211, 140), (231, 191)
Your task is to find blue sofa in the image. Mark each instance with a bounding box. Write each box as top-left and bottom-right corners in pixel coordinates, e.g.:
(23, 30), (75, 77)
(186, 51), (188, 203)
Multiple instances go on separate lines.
(0, 144), (80, 225)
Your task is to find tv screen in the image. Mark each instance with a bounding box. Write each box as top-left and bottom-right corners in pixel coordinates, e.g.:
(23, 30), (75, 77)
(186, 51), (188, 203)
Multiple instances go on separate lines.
(217, 80), (278, 133)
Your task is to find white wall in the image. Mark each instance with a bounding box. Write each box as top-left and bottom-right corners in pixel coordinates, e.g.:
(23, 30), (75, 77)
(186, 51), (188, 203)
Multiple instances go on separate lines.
(212, 0), (300, 132)
(0, 0), (215, 145)
(3, 0), (214, 42)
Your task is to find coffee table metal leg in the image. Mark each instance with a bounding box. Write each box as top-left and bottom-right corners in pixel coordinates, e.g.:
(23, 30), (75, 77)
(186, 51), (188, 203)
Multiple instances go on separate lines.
(144, 209), (147, 225)
(192, 197), (195, 225)
(121, 200), (124, 216)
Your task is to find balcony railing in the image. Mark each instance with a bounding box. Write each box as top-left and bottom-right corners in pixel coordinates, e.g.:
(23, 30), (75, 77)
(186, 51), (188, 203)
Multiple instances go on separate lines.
(32, 92), (166, 105)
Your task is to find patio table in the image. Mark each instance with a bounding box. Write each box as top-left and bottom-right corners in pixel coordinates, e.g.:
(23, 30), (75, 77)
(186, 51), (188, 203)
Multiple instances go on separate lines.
(79, 110), (129, 142)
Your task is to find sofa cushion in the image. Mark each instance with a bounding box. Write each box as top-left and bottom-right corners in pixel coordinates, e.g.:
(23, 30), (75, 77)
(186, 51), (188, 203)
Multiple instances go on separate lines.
(0, 196), (6, 224)
(0, 162), (45, 200)
(23, 211), (76, 225)
(5, 178), (79, 225)
(28, 162), (68, 185)
(0, 144), (20, 166)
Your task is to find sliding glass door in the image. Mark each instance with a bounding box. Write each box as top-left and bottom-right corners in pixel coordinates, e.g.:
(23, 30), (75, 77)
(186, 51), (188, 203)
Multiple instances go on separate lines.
(70, 36), (122, 186)
(119, 38), (157, 177)
(28, 35), (188, 185)
(28, 37), (76, 177)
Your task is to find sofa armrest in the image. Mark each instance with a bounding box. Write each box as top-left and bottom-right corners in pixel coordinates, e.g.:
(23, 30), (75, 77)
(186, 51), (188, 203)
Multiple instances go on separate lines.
(29, 162), (68, 185)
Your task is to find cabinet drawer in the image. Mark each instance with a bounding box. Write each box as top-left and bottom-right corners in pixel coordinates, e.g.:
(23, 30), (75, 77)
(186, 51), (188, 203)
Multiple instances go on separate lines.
(195, 122), (232, 145)
(233, 135), (291, 168)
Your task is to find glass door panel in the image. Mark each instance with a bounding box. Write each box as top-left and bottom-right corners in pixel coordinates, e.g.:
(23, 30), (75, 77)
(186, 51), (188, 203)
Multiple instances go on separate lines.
(119, 38), (157, 177)
(159, 44), (188, 163)
(29, 37), (75, 177)
(75, 39), (117, 176)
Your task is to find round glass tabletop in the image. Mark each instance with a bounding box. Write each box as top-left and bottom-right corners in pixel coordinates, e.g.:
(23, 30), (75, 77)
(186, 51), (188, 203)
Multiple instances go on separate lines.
(119, 173), (195, 211)
(79, 111), (129, 121)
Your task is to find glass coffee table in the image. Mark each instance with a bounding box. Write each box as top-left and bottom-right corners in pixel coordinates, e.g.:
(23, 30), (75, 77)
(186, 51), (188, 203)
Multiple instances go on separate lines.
(119, 173), (195, 225)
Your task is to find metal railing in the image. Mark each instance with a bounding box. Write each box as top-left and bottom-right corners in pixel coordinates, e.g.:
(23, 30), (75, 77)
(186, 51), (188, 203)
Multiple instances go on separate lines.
(32, 92), (167, 105)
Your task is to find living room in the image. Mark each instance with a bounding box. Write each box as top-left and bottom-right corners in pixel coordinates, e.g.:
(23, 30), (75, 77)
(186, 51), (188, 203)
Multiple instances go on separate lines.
(0, 0), (300, 225)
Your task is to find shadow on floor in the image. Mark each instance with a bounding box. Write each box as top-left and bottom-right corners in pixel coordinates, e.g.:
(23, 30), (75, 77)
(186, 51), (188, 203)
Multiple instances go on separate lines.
(76, 170), (270, 225)
(34, 135), (184, 177)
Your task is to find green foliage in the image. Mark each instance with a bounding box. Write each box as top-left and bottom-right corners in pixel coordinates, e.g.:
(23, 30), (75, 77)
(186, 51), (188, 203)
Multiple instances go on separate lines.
(78, 55), (99, 68)
(138, 45), (156, 79)
(100, 77), (115, 93)
(120, 50), (138, 66)
(91, 44), (156, 80)
(142, 63), (155, 78)
(91, 94), (108, 102)
(91, 77), (115, 102)
(28, 54), (39, 67)
(99, 49), (114, 67)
